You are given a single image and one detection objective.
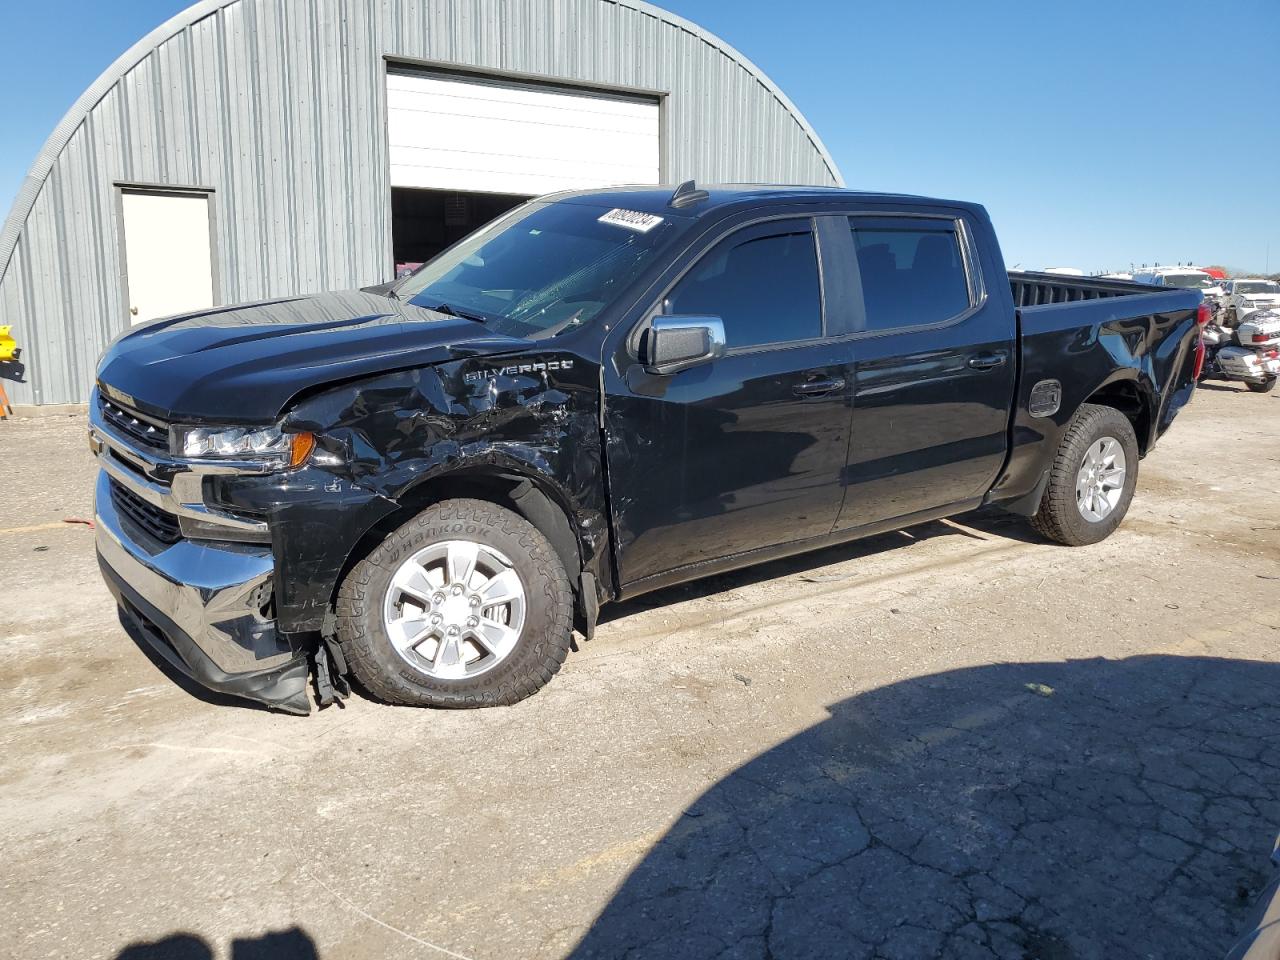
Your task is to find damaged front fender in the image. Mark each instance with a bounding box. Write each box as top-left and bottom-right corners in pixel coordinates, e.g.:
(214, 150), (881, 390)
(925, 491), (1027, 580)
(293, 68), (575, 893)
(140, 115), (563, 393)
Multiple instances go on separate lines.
(212, 352), (609, 635)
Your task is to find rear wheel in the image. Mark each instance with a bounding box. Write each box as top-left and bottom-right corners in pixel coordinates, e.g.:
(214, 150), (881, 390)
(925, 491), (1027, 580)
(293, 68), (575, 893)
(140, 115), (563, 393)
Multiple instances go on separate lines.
(335, 498), (573, 707)
(1031, 404), (1139, 546)
(1246, 376), (1277, 394)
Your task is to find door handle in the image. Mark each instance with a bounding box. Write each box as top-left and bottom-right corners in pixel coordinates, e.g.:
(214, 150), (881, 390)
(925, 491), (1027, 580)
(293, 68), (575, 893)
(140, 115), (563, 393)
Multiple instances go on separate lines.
(793, 377), (846, 397)
(968, 352), (1007, 371)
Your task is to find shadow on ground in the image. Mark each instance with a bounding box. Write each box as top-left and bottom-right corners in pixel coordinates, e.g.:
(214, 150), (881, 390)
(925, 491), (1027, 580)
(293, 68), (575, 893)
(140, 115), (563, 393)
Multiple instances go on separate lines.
(1196, 381), (1259, 394)
(115, 607), (274, 713)
(119, 505), (1041, 713)
(114, 927), (318, 958)
(599, 507), (1038, 628)
(568, 654), (1280, 960)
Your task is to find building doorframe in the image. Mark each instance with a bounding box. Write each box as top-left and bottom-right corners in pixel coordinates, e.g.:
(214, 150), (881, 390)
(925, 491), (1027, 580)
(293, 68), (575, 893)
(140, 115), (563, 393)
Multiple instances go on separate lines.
(113, 182), (220, 326)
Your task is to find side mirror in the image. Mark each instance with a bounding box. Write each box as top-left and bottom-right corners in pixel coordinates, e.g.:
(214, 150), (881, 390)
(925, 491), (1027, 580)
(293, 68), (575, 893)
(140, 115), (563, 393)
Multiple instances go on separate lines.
(640, 315), (726, 375)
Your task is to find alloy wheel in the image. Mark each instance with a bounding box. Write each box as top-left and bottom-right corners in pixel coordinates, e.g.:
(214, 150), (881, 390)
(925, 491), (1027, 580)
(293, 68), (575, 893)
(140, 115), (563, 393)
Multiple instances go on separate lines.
(1075, 436), (1127, 523)
(382, 540), (527, 680)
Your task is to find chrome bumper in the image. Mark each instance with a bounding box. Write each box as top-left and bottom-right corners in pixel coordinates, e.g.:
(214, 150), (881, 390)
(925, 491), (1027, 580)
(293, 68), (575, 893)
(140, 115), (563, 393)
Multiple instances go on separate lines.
(90, 391), (310, 713)
(96, 471), (309, 713)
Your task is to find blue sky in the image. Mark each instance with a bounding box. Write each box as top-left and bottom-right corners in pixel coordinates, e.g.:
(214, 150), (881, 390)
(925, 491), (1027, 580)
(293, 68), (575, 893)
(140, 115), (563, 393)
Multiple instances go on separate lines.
(1, 0), (1277, 273)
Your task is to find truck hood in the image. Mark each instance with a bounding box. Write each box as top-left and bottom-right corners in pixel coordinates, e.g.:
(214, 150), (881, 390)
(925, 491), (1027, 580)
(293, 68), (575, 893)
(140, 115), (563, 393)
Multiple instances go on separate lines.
(95, 290), (532, 423)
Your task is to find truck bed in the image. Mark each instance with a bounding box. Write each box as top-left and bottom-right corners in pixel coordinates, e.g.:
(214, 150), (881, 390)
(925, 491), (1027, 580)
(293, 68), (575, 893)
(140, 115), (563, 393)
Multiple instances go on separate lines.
(1009, 271), (1157, 308)
(991, 274), (1201, 516)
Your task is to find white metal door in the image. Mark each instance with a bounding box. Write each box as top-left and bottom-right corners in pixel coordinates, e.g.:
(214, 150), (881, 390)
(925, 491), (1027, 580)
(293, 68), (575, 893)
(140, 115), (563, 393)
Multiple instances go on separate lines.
(387, 72), (660, 196)
(121, 190), (214, 325)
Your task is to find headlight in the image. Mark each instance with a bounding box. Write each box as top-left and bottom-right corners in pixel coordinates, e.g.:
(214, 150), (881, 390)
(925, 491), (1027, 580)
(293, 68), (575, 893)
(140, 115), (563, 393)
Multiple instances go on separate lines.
(172, 424), (315, 466)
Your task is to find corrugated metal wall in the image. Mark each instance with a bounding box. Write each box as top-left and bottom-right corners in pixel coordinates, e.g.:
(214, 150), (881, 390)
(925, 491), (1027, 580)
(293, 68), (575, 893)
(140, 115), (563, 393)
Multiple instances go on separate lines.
(0, 0), (841, 406)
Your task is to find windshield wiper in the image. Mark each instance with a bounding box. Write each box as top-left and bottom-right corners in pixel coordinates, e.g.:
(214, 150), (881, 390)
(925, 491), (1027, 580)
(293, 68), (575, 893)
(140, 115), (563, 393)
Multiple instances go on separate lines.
(423, 301), (488, 324)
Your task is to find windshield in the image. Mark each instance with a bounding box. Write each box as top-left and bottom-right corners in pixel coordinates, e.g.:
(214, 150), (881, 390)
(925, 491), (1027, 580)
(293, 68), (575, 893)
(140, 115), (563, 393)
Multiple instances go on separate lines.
(395, 201), (685, 339)
(1162, 273), (1215, 289)
(1237, 281), (1280, 295)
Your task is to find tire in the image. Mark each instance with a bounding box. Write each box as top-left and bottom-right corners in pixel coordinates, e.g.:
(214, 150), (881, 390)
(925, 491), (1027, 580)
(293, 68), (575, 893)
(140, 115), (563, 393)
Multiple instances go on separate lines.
(1246, 377), (1277, 394)
(1030, 403), (1140, 546)
(335, 498), (573, 707)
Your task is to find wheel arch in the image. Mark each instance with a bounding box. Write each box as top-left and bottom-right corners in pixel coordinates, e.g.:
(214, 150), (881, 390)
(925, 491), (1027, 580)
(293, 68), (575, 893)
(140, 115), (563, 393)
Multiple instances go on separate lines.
(1079, 374), (1155, 455)
(329, 465), (590, 629)
(987, 369), (1155, 518)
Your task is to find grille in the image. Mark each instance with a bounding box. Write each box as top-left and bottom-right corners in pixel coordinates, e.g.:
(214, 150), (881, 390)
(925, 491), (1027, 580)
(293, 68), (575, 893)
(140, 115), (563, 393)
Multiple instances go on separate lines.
(110, 480), (181, 545)
(101, 396), (169, 453)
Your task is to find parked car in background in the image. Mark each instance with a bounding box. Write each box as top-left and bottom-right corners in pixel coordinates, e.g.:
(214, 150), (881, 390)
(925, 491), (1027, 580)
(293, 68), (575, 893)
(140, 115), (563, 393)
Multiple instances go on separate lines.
(87, 185), (1204, 713)
(1132, 266), (1224, 299)
(1223, 278), (1280, 324)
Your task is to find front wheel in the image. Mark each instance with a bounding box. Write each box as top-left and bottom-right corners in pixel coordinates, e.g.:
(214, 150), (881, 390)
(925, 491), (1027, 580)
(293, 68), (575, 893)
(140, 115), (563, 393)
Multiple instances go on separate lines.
(1246, 376), (1277, 394)
(1030, 404), (1140, 546)
(335, 498), (573, 707)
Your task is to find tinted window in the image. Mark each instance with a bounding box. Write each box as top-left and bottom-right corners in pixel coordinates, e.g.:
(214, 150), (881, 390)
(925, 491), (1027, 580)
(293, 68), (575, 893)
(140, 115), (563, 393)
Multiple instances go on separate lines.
(851, 223), (971, 330)
(666, 226), (822, 349)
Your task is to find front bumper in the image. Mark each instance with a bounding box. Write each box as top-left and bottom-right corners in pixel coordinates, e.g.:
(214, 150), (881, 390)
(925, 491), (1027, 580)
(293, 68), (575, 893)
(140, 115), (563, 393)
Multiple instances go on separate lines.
(93, 459), (311, 715)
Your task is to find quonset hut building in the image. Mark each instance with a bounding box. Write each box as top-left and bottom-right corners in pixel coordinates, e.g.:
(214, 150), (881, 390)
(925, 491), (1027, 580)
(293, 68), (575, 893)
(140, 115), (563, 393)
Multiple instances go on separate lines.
(0, 0), (841, 407)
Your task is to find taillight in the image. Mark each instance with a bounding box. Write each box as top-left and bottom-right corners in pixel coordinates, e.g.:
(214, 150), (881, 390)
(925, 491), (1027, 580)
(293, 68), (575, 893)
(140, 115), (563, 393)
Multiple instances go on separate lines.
(1196, 303), (1211, 326)
(1252, 333), (1271, 343)
(1193, 333), (1206, 379)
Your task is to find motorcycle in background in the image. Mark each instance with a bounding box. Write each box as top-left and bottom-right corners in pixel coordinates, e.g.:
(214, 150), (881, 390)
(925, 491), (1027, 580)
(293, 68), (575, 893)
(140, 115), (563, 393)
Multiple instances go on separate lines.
(1200, 306), (1280, 394)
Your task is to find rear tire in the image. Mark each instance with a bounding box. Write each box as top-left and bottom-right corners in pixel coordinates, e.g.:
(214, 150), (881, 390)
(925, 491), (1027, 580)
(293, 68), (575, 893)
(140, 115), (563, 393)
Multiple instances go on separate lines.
(1030, 404), (1139, 546)
(1246, 377), (1277, 394)
(335, 498), (573, 707)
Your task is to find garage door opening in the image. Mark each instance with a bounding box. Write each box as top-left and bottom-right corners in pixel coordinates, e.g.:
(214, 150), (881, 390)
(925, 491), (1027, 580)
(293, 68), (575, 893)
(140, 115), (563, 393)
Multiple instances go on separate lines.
(391, 188), (528, 275)
(386, 68), (661, 276)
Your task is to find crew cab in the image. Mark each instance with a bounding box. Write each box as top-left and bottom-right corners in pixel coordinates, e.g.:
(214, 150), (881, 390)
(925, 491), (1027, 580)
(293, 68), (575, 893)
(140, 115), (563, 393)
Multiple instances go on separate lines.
(89, 185), (1203, 713)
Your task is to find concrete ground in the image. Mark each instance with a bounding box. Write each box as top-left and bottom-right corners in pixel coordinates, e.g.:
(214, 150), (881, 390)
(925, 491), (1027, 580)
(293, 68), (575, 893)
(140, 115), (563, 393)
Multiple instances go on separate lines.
(1, 384), (1278, 960)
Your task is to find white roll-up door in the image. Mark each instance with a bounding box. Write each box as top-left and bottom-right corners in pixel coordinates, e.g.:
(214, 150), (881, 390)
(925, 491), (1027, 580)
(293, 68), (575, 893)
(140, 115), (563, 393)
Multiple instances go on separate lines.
(387, 72), (661, 196)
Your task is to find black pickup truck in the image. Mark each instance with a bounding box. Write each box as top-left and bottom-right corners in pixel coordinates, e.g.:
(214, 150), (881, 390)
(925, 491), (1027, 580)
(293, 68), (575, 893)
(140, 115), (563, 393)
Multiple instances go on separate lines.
(90, 185), (1204, 713)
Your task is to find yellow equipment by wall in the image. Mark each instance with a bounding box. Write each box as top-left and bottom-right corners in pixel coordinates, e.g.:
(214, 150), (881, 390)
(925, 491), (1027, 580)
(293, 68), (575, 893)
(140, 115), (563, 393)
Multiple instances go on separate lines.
(0, 326), (18, 418)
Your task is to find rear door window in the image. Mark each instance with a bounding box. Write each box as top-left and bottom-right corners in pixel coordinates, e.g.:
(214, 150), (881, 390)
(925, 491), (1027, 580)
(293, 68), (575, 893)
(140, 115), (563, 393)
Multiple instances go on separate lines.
(849, 220), (972, 331)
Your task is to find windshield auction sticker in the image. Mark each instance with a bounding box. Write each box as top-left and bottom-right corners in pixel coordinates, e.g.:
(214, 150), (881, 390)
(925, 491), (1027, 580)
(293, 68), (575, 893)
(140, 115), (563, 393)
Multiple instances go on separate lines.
(598, 209), (665, 233)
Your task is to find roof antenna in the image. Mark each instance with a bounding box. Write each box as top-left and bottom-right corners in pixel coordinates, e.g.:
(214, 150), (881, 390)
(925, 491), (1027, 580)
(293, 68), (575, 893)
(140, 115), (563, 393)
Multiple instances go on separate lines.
(669, 180), (709, 209)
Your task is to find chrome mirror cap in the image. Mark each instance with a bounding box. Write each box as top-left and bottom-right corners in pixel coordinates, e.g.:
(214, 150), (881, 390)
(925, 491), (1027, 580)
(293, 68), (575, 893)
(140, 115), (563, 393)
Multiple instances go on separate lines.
(643, 315), (726, 375)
